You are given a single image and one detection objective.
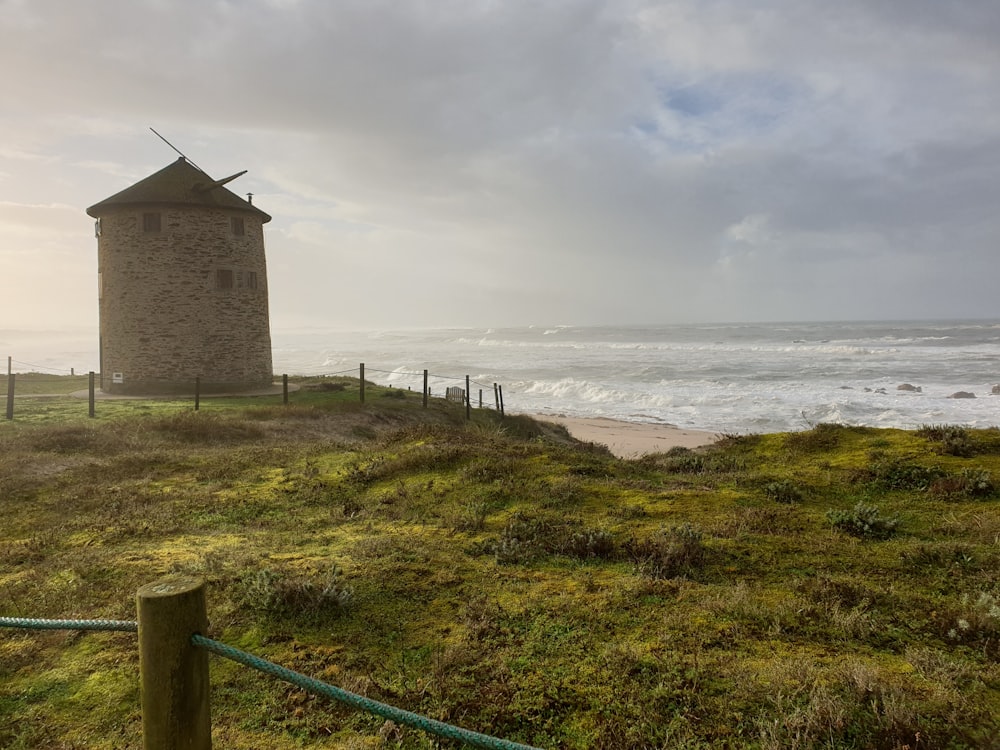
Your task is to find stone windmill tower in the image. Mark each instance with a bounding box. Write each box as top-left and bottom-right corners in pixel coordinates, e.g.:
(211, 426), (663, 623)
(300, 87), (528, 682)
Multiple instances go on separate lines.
(86, 157), (273, 394)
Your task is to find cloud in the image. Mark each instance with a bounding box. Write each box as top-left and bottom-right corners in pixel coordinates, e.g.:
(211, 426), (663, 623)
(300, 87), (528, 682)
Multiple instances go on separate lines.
(1, 0), (999, 329)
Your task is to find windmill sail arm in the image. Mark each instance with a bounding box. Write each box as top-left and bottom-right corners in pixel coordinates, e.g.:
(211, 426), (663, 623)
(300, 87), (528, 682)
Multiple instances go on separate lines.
(193, 170), (248, 193)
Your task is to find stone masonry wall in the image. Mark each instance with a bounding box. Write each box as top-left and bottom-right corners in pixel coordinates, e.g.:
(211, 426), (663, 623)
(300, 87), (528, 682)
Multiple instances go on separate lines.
(97, 205), (273, 394)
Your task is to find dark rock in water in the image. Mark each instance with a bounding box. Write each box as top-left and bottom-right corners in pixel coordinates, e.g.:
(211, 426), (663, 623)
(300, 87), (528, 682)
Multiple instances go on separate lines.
(897, 383), (922, 392)
(949, 391), (976, 399)
(992, 384), (1000, 395)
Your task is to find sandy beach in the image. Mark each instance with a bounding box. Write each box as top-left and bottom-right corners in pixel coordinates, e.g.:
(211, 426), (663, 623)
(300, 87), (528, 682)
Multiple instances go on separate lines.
(535, 415), (718, 458)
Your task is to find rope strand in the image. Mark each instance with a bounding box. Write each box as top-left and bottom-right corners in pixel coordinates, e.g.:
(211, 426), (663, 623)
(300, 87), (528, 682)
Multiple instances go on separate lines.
(0, 616), (137, 632)
(0, 617), (540, 749)
(192, 635), (542, 750)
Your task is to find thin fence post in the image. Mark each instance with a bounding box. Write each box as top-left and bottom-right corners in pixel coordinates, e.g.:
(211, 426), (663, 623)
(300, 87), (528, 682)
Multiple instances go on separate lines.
(195, 377), (200, 411)
(283, 374), (288, 405)
(498, 384), (505, 417)
(494, 383), (500, 413)
(88, 372), (95, 418)
(479, 389), (483, 409)
(6, 371), (14, 421)
(466, 375), (471, 420)
(137, 575), (212, 750)
(423, 369), (428, 408)
(360, 363), (365, 404)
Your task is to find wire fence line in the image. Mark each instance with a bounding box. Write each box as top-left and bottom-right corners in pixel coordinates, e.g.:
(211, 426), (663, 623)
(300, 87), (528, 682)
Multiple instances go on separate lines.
(365, 366), (496, 391)
(0, 613), (540, 750)
(4, 361), (506, 420)
(4, 362), (497, 393)
(9, 359), (75, 374)
(6, 359), (492, 399)
(289, 363), (496, 392)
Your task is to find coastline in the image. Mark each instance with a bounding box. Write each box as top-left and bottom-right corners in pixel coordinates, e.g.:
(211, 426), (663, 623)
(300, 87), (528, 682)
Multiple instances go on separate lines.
(534, 414), (718, 458)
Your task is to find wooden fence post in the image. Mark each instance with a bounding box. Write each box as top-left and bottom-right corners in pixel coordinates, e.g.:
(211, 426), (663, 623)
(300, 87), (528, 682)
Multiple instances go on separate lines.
(498, 384), (505, 417)
(466, 375), (471, 420)
(194, 377), (200, 411)
(360, 363), (365, 404)
(6, 371), (14, 420)
(283, 374), (288, 405)
(88, 372), (95, 418)
(493, 383), (500, 413)
(423, 370), (428, 408)
(137, 575), (212, 750)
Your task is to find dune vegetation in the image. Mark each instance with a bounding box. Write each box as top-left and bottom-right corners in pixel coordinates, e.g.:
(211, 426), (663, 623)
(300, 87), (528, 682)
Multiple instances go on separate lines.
(1, 377), (999, 749)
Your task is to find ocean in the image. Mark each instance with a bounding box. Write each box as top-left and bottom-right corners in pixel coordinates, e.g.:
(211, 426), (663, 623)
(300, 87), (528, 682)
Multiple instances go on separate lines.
(6, 320), (1000, 434)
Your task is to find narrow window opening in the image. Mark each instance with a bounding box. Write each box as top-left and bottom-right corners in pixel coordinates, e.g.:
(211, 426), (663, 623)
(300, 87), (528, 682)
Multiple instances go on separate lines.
(231, 216), (245, 236)
(246, 271), (258, 290)
(216, 269), (234, 289)
(143, 213), (161, 232)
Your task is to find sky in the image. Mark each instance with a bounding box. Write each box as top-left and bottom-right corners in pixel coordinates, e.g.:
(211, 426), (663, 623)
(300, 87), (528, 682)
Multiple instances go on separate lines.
(2, 0), (1000, 333)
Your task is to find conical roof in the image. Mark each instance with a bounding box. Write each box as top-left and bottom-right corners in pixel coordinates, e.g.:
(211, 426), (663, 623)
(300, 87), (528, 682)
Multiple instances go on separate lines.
(86, 157), (271, 222)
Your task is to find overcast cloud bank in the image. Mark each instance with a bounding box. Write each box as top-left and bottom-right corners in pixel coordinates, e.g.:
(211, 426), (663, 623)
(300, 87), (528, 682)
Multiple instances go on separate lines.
(2, 0), (999, 331)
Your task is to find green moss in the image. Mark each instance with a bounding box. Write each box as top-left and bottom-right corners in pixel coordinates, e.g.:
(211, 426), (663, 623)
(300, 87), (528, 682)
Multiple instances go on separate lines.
(2, 402), (999, 747)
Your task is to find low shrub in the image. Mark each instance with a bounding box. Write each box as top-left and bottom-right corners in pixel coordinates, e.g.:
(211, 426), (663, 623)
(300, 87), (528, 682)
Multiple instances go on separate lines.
(625, 523), (707, 579)
(855, 459), (943, 491)
(659, 450), (707, 473)
(24, 424), (102, 453)
(827, 503), (901, 540)
(929, 469), (994, 500)
(461, 455), (520, 484)
(342, 455), (388, 487)
(899, 543), (978, 572)
(489, 513), (617, 564)
(917, 424), (977, 457)
(446, 498), (490, 533)
(309, 381), (346, 392)
(784, 423), (843, 452)
(762, 480), (804, 504)
(943, 592), (1000, 658)
(564, 528), (616, 559)
(153, 412), (266, 444)
(241, 564), (354, 617)
(641, 448), (748, 475)
(539, 476), (586, 508)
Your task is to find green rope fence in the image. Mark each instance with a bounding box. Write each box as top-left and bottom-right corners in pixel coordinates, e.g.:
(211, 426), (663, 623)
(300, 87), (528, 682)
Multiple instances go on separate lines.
(192, 634), (541, 750)
(0, 616), (137, 632)
(0, 616), (543, 750)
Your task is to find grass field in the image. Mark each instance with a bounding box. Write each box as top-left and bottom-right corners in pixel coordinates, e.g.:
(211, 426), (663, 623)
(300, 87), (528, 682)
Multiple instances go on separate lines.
(1, 378), (998, 748)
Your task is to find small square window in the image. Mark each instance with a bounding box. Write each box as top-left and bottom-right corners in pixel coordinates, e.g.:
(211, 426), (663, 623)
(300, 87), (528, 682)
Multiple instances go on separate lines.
(216, 269), (234, 289)
(143, 213), (161, 232)
(231, 216), (245, 236)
